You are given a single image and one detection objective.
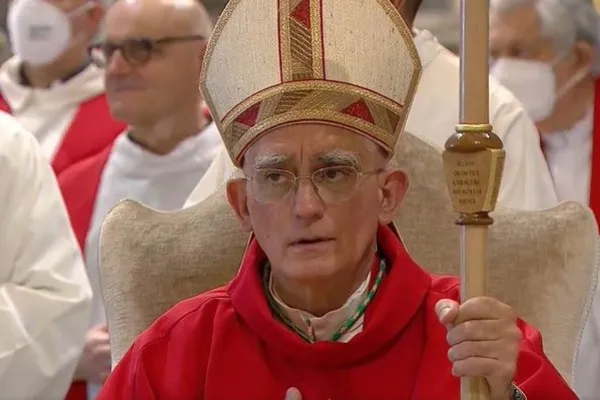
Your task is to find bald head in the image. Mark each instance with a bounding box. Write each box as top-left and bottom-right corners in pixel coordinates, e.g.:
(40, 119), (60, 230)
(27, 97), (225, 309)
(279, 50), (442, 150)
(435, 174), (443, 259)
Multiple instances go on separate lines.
(107, 0), (212, 39)
(103, 0), (212, 130)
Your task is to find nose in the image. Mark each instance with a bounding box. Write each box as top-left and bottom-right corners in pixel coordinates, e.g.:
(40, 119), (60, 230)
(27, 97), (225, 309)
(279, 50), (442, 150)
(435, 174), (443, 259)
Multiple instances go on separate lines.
(292, 178), (325, 220)
(105, 51), (133, 76)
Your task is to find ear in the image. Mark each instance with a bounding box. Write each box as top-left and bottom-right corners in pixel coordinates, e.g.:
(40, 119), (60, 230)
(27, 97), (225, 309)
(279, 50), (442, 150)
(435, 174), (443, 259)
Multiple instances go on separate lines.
(87, 3), (105, 26)
(571, 41), (594, 70)
(226, 179), (253, 232)
(378, 169), (408, 225)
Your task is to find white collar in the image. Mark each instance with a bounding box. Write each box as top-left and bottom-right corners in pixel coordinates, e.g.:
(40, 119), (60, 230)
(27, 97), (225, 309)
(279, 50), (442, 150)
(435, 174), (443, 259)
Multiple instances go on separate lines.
(541, 107), (594, 150)
(269, 271), (370, 342)
(0, 56), (105, 112)
(109, 122), (223, 177)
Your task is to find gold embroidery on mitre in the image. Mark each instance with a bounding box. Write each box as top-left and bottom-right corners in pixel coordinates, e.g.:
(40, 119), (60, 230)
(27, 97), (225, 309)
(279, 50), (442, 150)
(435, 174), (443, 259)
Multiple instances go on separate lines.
(222, 81), (406, 163)
(222, 81), (404, 129)
(280, 0), (324, 82)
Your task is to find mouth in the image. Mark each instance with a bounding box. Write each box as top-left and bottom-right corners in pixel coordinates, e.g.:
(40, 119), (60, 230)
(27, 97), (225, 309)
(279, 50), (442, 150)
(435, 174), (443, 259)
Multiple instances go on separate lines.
(112, 87), (145, 93)
(109, 82), (146, 93)
(289, 237), (335, 250)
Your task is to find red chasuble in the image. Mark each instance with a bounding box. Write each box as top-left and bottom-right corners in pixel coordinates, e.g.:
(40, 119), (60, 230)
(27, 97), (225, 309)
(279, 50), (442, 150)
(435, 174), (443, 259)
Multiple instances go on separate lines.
(590, 80), (600, 227)
(97, 225), (576, 400)
(0, 95), (125, 400)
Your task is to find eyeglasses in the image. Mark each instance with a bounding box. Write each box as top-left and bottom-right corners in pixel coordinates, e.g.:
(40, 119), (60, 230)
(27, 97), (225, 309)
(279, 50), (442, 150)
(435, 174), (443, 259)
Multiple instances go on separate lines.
(88, 35), (206, 68)
(244, 166), (383, 204)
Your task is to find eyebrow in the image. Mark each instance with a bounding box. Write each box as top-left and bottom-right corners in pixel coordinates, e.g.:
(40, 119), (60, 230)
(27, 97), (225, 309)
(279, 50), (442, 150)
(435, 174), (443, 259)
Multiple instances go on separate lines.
(314, 150), (360, 168)
(252, 154), (292, 170)
(252, 150), (361, 170)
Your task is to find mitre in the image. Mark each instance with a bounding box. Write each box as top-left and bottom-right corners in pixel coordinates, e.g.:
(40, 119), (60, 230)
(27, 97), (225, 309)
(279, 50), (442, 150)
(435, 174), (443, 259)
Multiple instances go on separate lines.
(200, 0), (422, 166)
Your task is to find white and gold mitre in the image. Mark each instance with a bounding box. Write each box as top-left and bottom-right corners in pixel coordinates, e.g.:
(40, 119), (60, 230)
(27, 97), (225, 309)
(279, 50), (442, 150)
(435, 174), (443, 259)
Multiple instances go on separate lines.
(200, 0), (422, 166)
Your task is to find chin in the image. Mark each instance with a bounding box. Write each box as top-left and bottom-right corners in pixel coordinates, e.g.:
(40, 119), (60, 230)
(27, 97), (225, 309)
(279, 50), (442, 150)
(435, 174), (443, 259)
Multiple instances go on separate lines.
(278, 255), (341, 283)
(108, 92), (144, 108)
(109, 106), (144, 125)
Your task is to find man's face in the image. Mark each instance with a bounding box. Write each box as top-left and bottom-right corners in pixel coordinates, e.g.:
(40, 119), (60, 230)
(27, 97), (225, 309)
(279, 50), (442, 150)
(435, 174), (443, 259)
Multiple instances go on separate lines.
(102, 2), (206, 126)
(228, 124), (407, 285)
(489, 4), (589, 99)
(490, 4), (556, 63)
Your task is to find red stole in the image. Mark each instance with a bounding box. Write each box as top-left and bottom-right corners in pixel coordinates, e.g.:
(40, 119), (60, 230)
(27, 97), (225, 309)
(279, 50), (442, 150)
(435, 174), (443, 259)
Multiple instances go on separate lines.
(0, 94), (124, 178)
(0, 94), (125, 400)
(590, 80), (600, 227)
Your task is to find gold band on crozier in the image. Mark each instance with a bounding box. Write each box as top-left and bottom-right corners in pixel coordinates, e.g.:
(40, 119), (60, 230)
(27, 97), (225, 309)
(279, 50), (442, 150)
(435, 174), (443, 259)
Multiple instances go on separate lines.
(455, 124), (493, 133)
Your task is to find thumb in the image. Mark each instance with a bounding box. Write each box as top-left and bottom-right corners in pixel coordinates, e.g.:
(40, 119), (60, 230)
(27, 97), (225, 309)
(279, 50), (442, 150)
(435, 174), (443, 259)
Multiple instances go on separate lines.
(285, 387), (302, 400)
(435, 299), (459, 328)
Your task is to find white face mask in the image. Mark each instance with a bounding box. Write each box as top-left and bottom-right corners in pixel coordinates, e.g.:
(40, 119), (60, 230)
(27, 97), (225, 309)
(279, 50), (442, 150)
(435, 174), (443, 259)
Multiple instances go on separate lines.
(490, 57), (589, 122)
(7, 0), (90, 66)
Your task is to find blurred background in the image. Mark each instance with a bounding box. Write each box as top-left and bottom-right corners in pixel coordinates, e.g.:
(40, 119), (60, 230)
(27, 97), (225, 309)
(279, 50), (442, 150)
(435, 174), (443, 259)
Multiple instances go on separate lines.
(0, 0), (462, 62)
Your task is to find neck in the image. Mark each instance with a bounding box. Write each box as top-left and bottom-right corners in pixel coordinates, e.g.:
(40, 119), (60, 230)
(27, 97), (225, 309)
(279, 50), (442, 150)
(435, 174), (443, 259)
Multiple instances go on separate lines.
(537, 75), (595, 134)
(21, 47), (89, 88)
(128, 107), (207, 155)
(272, 250), (376, 317)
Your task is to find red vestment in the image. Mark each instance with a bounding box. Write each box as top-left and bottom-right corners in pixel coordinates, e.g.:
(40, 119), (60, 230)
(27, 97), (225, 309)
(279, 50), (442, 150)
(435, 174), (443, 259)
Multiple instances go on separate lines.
(97, 225), (576, 400)
(0, 95), (125, 400)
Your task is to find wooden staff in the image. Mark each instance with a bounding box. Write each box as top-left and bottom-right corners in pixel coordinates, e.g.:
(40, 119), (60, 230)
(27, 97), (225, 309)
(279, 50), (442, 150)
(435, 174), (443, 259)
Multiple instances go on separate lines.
(442, 1), (505, 399)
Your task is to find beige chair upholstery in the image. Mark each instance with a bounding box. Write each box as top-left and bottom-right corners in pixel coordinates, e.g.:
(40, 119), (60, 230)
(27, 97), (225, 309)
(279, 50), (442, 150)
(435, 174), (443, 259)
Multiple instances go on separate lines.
(99, 132), (599, 383)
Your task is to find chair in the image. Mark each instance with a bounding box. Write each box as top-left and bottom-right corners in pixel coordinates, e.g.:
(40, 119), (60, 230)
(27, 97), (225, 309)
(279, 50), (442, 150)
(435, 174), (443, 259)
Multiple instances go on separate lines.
(99, 131), (599, 383)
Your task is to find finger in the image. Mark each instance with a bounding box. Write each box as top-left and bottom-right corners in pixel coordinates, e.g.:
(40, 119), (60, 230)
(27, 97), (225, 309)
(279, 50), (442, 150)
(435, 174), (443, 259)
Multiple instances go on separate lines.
(446, 319), (504, 346)
(436, 299), (459, 328)
(285, 387), (302, 400)
(90, 332), (110, 346)
(96, 344), (112, 357)
(451, 356), (502, 378)
(91, 324), (107, 332)
(100, 371), (110, 383)
(448, 340), (505, 362)
(91, 344), (112, 366)
(454, 297), (515, 325)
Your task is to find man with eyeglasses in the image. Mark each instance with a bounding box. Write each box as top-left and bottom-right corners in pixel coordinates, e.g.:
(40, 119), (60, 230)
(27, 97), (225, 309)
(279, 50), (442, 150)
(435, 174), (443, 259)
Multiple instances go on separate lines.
(77, 0), (221, 397)
(97, 0), (575, 399)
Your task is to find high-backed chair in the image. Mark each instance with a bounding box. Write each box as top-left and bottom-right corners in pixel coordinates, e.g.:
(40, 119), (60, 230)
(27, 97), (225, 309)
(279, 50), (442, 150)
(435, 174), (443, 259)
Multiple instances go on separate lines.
(99, 132), (599, 383)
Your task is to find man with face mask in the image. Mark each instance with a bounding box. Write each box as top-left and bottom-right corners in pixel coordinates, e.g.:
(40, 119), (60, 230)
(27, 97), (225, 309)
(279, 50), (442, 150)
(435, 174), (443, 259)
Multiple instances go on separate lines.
(184, 0), (559, 212)
(490, 0), (600, 228)
(1, 0), (126, 178)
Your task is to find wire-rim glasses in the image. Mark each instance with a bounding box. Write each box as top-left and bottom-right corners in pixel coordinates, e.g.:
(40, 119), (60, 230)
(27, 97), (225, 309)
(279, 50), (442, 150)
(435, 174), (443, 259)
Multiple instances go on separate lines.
(244, 165), (383, 204)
